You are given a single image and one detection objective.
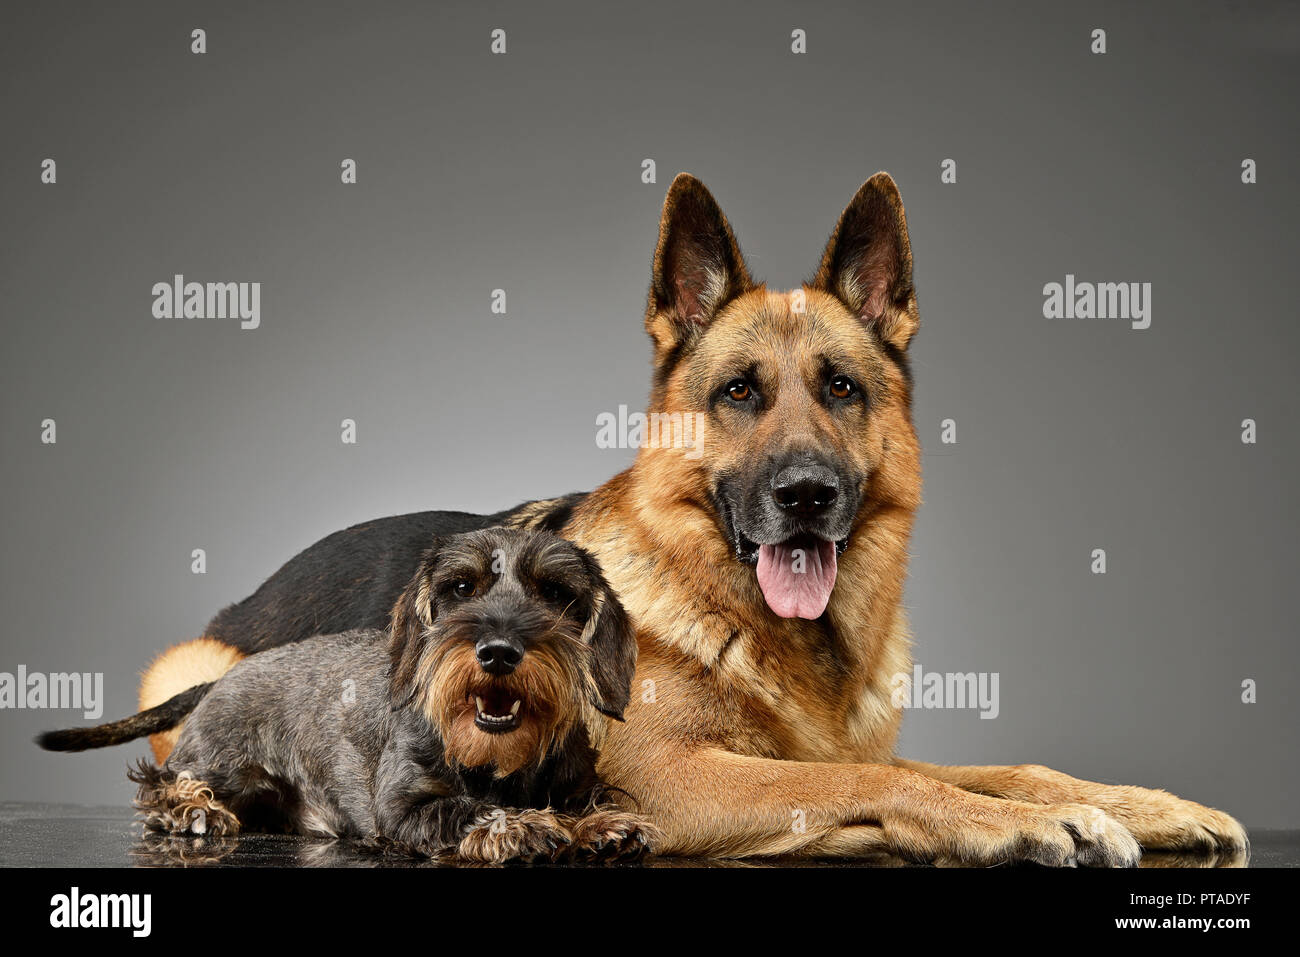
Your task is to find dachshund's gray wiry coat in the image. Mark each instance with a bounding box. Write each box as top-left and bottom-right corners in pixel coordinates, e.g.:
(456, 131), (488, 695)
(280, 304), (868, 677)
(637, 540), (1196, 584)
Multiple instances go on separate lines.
(122, 528), (654, 863)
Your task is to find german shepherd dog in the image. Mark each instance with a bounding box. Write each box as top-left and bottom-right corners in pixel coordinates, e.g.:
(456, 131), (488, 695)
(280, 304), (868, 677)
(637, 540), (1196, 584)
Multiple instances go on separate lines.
(48, 173), (1246, 865)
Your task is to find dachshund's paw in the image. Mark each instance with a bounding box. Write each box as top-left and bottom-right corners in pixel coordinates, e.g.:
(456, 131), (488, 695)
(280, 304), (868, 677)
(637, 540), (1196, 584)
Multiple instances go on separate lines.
(132, 768), (240, 838)
(457, 808), (571, 864)
(565, 808), (658, 863)
(131, 829), (238, 866)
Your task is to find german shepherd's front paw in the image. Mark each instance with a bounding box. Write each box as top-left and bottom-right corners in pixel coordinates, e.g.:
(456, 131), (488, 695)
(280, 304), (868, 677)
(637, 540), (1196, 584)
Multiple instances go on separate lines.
(1111, 792), (1248, 857)
(564, 808), (658, 863)
(1170, 803), (1249, 855)
(457, 808), (572, 864)
(925, 802), (1140, 868)
(966, 764), (1248, 859)
(1039, 803), (1142, 868)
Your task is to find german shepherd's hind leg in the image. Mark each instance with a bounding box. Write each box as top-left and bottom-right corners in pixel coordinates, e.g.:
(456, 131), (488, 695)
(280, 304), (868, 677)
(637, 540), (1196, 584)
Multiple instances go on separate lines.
(896, 759), (1248, 860)
(128, 759), (240, 838)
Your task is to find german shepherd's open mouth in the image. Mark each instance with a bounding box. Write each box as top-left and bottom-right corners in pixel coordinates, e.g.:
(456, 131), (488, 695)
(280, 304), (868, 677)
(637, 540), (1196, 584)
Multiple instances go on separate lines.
(749, 533), (845, 621)
(714, 467), (860, 621)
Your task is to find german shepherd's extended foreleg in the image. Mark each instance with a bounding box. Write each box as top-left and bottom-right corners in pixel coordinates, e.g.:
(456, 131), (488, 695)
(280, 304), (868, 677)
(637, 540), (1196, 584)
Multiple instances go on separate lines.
(620, 748), (1141, 866)
(894, 759), (1248, 859)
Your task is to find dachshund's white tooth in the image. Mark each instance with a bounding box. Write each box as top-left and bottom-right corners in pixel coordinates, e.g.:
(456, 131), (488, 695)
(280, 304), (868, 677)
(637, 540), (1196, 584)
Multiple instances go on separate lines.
(510, 700), (521, 716)
(475, 696), (485, 714)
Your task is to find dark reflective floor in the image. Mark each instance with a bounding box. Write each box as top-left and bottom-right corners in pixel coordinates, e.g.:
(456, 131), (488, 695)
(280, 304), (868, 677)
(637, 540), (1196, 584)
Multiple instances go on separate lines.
(1, 803), (1293, 868)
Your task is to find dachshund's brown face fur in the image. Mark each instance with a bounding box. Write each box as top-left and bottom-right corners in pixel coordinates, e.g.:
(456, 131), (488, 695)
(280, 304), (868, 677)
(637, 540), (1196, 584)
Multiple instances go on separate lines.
(389, 528), (637, 777)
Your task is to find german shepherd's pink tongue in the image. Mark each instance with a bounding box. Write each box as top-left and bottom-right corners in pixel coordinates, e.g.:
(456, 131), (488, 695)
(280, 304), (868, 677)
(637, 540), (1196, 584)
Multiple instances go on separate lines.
(755, 538), (837, 619)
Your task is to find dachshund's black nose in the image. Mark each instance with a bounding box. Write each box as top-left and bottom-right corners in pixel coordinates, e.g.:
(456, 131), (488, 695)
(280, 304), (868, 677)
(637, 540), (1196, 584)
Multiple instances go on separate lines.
(475, 636), (524, 675)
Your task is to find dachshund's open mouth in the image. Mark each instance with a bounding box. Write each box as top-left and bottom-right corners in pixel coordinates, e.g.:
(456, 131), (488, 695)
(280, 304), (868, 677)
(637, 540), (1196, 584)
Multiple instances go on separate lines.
(471, 687), (523, 734)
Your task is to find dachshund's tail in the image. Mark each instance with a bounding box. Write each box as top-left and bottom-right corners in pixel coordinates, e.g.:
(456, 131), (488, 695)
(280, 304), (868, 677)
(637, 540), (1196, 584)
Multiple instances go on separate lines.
(36, 683), (214, 752)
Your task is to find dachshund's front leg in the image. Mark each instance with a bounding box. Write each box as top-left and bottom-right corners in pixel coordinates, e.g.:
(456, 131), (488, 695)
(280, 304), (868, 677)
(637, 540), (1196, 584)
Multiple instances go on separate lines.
(382, 797), (570, 862)
(456, 807), (573, 864)
(128, 760), (240, 838)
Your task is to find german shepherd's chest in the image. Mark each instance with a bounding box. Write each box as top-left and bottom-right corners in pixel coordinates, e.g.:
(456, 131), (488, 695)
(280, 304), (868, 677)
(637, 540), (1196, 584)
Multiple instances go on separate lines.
(603, 577), (899, 764)
(620, 624), (897, 766)
(569, 499), (905, 767)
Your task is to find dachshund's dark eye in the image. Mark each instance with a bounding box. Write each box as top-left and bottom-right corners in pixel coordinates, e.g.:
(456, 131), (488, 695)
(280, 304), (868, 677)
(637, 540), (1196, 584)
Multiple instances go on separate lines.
(726, 379), (753, 403)
(452, 580), (477, 599)
(539, 581), (574, 606)
(828, 375), (856, 400)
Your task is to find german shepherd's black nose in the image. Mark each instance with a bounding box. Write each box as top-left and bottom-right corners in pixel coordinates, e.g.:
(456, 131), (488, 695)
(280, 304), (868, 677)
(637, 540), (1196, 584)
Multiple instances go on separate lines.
(771, 464), (840, 517)
(475, 635), (524, 675)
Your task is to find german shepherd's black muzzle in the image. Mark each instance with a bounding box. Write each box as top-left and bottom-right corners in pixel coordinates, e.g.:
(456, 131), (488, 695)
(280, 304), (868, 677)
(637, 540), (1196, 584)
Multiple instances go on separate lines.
(714, 451), (863, 622)
(771, 461), (841, 518)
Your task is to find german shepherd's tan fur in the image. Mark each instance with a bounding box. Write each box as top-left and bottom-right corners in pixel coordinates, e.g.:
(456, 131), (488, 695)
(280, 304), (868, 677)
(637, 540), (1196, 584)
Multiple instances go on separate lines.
(137, 172), (1246, 865)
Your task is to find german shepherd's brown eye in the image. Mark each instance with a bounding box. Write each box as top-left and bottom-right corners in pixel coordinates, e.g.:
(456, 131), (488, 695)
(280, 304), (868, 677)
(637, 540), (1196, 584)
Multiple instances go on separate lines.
(726, 380), (752, 402)
(452, 580), (477, 599)
(829, 375), (856, 399)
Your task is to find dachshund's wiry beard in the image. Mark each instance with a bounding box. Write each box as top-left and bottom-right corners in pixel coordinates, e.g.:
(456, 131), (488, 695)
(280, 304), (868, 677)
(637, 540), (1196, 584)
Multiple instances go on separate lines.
(413, 623), (605, 777)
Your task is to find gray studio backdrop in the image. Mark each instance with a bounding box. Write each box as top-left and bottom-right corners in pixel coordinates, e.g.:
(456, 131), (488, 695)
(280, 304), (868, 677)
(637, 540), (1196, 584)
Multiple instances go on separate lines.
(2, 1), (1296, 827)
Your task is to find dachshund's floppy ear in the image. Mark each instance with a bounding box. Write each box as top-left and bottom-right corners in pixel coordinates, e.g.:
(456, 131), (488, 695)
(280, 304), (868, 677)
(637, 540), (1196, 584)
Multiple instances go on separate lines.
(388, 544), (438, 703)
(577, 552), (639, 721)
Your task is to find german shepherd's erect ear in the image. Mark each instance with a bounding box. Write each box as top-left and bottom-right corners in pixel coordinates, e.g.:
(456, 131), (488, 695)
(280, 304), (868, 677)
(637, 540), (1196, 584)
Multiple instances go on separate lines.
(646, 173), (755, 361)
(811, 172), (919, 351)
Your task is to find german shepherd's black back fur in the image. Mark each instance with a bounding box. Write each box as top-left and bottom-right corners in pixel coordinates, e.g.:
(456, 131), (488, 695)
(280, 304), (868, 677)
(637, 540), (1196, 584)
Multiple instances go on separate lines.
(211, 496), (587, 656)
